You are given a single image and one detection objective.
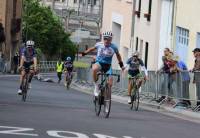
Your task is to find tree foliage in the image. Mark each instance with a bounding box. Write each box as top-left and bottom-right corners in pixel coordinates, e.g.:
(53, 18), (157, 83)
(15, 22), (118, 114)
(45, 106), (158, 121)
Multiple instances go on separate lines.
(23, 0), (76, 60)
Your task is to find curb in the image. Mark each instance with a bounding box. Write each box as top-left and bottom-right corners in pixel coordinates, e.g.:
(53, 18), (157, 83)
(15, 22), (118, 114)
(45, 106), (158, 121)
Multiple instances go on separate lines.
(71, 82), (200, 123)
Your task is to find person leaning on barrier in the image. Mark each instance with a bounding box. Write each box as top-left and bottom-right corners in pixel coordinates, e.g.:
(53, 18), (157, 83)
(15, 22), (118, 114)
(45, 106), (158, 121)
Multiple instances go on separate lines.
(192, 48), (200, 106)
(156, 48), (172, 103)
(172, 56), (191, 107)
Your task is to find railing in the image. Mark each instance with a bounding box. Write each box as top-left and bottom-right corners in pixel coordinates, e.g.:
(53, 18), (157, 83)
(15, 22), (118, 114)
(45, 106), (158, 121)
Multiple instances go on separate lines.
(38, 61), (57, 73)
(37, 61), (200, 111)
(76, 68), (200, 111)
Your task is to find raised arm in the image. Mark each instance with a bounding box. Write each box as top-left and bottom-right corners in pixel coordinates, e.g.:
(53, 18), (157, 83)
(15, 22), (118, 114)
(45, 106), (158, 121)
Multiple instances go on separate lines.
(82, 46), (96, 56)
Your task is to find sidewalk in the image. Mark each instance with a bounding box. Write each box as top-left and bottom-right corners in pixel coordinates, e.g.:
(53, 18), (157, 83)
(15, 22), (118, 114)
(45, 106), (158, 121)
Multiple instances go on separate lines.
(71, 79), (200, 123)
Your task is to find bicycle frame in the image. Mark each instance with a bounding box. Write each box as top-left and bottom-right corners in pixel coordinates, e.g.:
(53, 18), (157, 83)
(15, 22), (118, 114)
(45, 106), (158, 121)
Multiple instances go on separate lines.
(94, 72), (120, 118)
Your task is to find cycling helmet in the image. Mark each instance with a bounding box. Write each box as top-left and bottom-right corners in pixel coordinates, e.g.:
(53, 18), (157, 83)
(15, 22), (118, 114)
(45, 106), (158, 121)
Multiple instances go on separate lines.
(66, 57), (71, 61)
(26, 40), (35, 48)
(102, 31), (113, 38)
(132, 51), (140, 57)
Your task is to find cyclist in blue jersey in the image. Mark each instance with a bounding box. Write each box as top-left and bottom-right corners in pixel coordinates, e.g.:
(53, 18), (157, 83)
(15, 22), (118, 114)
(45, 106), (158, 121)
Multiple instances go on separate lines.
(17, 40), (37, 95)
(82, 31), (124, 97)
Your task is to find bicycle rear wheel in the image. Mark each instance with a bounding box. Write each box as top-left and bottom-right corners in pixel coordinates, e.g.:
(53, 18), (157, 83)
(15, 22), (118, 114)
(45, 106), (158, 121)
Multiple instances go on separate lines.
(103, 84), (111, 118)
(134, 89), (140, 111)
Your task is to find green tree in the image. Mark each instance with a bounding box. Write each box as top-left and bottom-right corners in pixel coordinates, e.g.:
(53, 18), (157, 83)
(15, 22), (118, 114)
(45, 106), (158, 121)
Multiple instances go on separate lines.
(23, 0), (76, 60)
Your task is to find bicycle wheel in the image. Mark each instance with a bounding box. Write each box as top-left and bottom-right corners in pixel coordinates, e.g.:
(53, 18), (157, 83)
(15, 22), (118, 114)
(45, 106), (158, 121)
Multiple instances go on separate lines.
(103, 84), (111, 118)
(22, 76), (28, 102)
(130, 92), (134, 110)
(130, 82), (135, 110)
(134, 89), (140, 111)
(67, 76), (72, 90)
(94, 91), (102, 116)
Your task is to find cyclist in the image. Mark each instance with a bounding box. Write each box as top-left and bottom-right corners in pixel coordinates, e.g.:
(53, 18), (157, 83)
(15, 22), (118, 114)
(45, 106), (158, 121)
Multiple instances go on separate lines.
(64, 56), (73, 87)
(82, 31), (125, 97)
(18, 40), (37, 95)
(125, 51), (148, 104)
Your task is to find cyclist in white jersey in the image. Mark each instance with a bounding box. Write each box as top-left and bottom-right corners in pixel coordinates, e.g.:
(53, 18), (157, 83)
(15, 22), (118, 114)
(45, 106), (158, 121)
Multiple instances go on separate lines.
(82, 31), (125, 97)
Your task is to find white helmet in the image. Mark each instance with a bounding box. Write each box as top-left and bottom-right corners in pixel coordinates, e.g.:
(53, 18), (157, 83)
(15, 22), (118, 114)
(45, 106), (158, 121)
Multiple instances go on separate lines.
(26, 40), (35, 47)
(102, 31), (113, 38)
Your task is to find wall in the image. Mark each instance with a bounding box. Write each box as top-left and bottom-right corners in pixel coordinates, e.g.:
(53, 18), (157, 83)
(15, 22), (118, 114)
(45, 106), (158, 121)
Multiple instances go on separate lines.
(101, 0), (134, 69)
(175, 0), (200, 68)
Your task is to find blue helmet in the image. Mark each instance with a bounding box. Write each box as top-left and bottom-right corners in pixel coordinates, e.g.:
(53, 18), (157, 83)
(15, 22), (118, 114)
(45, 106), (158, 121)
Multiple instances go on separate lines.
(66, 57), (71, 61)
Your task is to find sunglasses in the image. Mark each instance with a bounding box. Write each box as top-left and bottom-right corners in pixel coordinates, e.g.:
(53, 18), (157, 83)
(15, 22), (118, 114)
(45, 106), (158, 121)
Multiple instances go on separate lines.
(103, 37), (111, 41)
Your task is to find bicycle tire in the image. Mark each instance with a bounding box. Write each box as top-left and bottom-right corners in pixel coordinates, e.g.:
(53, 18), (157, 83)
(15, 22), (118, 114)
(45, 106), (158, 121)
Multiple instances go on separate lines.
(22, 76), (28, 102)
(130, 81), (135, 110)
(103, 84), (111, 118)
(134, 89), (140, 111)
(94, 92), (102, 116)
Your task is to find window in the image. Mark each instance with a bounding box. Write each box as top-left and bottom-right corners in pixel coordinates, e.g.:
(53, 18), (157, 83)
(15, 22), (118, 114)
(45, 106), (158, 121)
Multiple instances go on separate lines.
(144, 0), (152, 21)
(135, 37), (138, 51)
(94, 0), (97, 5)
(177, 27), (189, 46)
(197, 33), (200, 48)
(135, 0), (141, 18)
(13, 0), (17, 17)
(145, 42), (149, 68)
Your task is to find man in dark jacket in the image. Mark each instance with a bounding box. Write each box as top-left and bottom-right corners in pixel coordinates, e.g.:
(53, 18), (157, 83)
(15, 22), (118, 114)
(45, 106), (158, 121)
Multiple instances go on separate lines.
(192, 48), (200, 106)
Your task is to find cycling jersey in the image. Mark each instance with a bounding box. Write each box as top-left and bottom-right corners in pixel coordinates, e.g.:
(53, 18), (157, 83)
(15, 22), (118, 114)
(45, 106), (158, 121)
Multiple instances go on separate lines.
(95, 42), (119, 64)
(127, 57), (144, 71)
(126, 57), (148, 77)
(64, 61), (73, 72)
(21, 47), (36, 62)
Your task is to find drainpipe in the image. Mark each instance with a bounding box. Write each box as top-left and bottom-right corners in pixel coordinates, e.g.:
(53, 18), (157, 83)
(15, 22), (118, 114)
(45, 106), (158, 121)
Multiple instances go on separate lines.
(171, 0), (177, 51)
(130, 0), (136, 54)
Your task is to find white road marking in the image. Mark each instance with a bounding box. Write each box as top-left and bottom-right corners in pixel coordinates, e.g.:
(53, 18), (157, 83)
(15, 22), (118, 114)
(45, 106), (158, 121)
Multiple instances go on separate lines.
(0, 126), (38, 136)
(47, 130), (89, 138)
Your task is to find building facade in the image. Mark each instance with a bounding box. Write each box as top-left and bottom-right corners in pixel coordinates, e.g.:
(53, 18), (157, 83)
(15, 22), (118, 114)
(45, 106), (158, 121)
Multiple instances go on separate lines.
(133, 0), (174, 70)
(173, 0), (200, 68)
(0, 0), (22, 71)
(101, 0), (134, 69)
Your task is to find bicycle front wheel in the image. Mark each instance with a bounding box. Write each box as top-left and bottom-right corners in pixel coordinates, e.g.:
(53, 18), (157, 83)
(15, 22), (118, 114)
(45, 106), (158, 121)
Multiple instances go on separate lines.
(22, 76), (28, 102)
(94, 92), (102, 116)
(103, 84), (111, 118)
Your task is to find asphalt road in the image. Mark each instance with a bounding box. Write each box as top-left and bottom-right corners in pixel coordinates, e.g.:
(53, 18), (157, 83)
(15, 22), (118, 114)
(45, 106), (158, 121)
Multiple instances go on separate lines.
(0, 75), (200, 138)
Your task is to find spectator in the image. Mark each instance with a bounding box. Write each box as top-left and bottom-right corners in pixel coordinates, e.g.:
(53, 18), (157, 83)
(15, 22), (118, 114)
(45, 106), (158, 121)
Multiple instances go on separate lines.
(56, 59), (64, 83)
(175, 56), (191, 106)
(13, 52), (19, 74)
(157, 48), (172, 103)
(192, 48), (200, 106)
(167, 56), (180, 104)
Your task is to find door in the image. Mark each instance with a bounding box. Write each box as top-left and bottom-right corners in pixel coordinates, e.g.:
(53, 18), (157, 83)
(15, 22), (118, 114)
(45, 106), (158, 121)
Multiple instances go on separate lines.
(175, 27), (189, 62)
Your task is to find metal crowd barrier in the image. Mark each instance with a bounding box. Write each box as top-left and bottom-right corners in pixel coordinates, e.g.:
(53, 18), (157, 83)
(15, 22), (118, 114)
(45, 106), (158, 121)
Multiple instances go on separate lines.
(38, 61), (57, 73)
(0, 60), (6, 73)
(76, 68), (200, 111)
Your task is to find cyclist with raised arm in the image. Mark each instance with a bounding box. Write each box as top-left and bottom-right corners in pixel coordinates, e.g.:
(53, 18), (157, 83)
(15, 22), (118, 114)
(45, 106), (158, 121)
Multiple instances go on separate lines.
(18, 40), (37, 95)
(82, 31), (124, 97)
(64, 56), (73, 87)
(125, 52), (148, 104)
